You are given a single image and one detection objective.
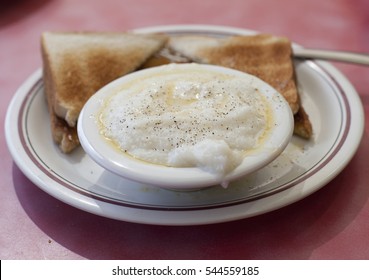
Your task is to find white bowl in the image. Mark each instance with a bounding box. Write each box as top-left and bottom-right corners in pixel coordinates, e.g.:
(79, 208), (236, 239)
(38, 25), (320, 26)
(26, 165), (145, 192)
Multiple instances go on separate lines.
(77, 63), (293, 190)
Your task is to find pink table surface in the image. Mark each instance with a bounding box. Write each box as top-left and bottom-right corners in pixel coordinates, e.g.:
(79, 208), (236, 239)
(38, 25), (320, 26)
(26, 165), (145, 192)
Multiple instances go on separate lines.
(1, 0), (369, 260)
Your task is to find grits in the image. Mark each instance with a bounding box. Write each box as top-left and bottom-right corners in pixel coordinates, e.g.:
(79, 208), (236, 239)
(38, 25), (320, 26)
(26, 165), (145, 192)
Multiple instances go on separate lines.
(99, 64), (271, 176)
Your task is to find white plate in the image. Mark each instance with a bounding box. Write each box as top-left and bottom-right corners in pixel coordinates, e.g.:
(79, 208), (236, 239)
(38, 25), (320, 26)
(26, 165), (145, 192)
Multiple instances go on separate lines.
(5, 25), (364, 225)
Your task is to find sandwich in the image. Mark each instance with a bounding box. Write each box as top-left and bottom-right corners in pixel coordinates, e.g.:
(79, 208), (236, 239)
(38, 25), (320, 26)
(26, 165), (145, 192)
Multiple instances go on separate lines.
(165, 34), (312, 138)
(41, 32), (168, 153)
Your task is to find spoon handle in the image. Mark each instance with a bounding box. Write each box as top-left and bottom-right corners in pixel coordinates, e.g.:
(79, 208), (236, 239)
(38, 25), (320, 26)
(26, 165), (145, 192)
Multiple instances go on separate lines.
(293, 48), (369, 66)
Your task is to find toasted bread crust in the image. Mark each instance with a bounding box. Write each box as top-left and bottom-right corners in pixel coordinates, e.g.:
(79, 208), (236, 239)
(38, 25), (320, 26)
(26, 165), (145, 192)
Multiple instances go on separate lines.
(42, 45), (80, 153)
(293, 106), (313, 139)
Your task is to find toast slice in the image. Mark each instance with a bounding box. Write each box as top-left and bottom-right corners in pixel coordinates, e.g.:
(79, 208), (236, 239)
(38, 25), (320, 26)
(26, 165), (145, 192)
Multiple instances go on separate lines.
(167, 34), (312, 138)
(41, 32), (168, 153)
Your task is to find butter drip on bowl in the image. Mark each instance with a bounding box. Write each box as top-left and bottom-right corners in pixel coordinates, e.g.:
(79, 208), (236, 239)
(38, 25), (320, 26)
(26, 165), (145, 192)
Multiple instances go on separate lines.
(98, 63), (272, 182)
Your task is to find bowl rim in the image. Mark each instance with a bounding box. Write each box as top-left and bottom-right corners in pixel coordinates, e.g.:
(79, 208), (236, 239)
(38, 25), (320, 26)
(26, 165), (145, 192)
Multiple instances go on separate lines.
(77, 63), (294, 189)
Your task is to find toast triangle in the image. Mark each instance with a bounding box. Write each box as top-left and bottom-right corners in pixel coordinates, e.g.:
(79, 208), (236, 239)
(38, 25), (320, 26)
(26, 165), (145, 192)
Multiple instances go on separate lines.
(167, 34), (312, 139)
(41, 32), (167, 153)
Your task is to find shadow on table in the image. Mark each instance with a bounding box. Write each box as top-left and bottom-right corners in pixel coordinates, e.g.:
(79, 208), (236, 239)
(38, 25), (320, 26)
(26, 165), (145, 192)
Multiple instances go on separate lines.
(0, 0), (51, 28)
(12, 135), (369, 259)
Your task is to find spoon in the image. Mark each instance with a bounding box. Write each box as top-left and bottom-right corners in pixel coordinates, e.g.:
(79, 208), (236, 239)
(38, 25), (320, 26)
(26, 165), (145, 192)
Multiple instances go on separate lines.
(293, 48), (369, 66)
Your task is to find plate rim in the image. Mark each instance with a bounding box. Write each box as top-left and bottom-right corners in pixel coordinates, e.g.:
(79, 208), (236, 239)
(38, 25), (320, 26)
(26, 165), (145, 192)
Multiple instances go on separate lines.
(5, 25), (365, 225)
